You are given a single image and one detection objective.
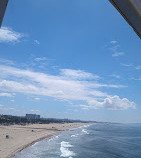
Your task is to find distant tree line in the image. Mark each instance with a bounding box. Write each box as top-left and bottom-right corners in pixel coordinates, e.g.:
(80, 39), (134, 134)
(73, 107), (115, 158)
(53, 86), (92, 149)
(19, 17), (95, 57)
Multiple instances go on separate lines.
(0, 114), (93, 125)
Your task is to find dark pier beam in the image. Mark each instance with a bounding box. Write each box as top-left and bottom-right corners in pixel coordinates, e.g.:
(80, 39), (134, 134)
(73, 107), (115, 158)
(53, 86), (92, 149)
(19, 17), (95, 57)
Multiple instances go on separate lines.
(0, 0), (9, 27)
(109, 0), (141, 39)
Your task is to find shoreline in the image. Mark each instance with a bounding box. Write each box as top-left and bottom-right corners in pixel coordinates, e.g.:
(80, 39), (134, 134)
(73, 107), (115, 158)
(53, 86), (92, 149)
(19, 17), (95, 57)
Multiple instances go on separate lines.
(0, 123), (91, 158)
(9, 133), (59, 158)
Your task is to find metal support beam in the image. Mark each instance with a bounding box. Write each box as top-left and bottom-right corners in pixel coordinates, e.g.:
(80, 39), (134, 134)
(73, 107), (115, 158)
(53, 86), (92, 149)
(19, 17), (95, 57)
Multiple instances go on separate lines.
(0, 0), (9, 27)
(109, 0), (141, 39)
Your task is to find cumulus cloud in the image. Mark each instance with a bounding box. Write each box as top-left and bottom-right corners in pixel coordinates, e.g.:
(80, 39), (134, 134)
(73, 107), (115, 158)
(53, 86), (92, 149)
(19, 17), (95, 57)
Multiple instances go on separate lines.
(0, 64), (135, 110)
(87, 96), (136, 110)
(0, 27), (23, 43)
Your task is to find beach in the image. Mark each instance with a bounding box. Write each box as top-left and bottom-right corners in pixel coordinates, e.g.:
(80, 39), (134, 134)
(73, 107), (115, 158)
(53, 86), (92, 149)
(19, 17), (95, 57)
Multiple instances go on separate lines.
(0, 123), (89, 158)
(10, 123), (141, 158)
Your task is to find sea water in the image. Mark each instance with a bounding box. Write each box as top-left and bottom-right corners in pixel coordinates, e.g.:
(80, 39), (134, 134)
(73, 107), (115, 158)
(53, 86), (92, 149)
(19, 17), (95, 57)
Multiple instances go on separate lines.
(13, 123), (141, 158)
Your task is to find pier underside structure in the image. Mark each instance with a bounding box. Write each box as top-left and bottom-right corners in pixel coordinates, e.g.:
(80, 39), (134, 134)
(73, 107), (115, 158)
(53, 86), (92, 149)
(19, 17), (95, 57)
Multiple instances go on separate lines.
(0, 0), (9, 27)
(0, 0), (141, 38)
(109, 0), (141, 38)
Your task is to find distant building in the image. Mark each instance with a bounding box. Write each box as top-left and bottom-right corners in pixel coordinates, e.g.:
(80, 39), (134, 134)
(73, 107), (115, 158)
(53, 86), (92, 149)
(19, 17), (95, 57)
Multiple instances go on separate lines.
(26, 114), (40, 119)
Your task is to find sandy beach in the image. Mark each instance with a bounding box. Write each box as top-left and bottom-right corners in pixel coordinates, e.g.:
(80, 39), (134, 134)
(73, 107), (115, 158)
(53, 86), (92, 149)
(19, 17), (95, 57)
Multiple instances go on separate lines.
(0, 123), (89, 158)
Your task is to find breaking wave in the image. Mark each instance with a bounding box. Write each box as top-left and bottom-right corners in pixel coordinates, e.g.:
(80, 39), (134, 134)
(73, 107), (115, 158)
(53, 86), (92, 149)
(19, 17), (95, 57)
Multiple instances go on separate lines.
(60, 141), (75, 158)
(82, 129), (89, 134)
(71, 135), (77, 137)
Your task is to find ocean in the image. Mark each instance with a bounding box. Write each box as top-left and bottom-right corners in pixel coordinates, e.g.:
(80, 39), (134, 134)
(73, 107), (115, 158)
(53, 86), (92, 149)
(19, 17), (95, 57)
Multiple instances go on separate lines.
(13, 123), (141, 158)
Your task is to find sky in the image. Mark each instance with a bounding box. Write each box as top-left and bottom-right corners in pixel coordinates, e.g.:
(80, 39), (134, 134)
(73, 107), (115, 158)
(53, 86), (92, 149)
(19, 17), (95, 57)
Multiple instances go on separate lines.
(0, 0), (141, 123)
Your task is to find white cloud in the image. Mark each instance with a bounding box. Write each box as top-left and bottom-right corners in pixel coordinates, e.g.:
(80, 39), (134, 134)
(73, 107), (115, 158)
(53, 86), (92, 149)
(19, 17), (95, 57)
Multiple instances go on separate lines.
(8, 108), (15, 110)
(34, 57), (47, 62)
(121, 63), (141, 71)
(0, 80), (44, 96)
(111, 74), (120, 79)
(109, 43), (125, 57)
(0, 92), (13, 97)
(112, 52), (125, 57)
(60, 69), (100, 80)
(0, 58), (14, 65)
(110, 40), (117, 44)
(34, 97), (40, 100)
(87, 83), (125, 88)
(121, 63), (133, 67)
(0, 106), (20, 115)
(0, 64), (135, 110)
(34, 40), (40, 45)
(135, 66), (141, 70)
(87, 95), (136, 110)
(110, 45), (120, 52)
(131, 77), (141, 81)
(31, 109), (40, 113)
(0, 27), (23, 43)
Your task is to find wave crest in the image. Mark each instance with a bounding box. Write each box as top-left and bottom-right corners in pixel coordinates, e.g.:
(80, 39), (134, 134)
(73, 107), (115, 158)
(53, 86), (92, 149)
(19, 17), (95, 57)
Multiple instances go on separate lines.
(60, 141), (75, 158)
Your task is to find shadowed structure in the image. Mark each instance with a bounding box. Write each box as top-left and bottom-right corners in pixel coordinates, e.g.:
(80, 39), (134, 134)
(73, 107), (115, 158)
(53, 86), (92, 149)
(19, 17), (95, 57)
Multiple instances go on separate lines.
(0, 0), (141, 38)
(109, 0), (141, 39)
(0, 0), (9, 27)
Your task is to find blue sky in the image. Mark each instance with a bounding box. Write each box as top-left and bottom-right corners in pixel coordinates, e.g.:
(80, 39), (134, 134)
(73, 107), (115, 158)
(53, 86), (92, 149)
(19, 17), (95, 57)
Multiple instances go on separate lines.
(0, 0), (141, 123)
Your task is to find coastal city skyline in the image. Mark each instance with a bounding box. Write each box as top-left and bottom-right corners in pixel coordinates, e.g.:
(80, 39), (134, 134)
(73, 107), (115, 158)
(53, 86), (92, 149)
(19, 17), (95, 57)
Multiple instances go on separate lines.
(0, 0), (141, 123)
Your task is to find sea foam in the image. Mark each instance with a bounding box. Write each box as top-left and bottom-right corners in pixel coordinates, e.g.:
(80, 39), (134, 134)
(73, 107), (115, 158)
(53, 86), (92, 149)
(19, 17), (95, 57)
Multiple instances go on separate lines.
(71, 135), (77, 137)
(60, 141), (75, 158)
(82, 129), (89, 134)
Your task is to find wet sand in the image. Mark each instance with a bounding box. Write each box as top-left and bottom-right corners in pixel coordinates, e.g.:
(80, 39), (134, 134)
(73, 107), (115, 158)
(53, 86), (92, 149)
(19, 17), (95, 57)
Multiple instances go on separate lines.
(0, 123), (89, 158)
